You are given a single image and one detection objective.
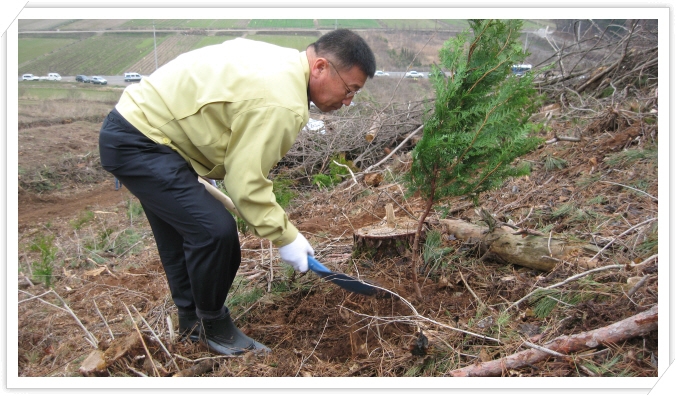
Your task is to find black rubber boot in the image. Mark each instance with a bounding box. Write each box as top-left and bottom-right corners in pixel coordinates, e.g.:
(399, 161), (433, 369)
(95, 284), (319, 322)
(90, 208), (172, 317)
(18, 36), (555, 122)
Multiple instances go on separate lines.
(200, 313), (271, 356)
(177, 311), (201, 342)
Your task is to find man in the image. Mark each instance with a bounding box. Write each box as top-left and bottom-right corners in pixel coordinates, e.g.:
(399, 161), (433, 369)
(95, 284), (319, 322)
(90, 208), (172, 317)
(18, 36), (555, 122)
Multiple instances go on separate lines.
(98, 29), (376, 355)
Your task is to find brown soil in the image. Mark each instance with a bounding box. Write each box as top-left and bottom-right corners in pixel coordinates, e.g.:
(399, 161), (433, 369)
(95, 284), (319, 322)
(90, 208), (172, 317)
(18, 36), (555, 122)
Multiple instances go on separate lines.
(19, 183), (123, 230)
(16, 96), (659, 379)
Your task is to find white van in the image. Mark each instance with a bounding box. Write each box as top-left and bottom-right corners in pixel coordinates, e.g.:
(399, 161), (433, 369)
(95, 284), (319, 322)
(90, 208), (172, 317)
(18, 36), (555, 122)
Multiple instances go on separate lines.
(124, 72), (142, 82)
(47, 73), (61, 81)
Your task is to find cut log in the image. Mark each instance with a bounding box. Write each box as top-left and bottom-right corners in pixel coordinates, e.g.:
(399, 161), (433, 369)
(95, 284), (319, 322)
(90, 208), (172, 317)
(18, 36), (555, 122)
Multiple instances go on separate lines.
(364, 113), (383, 143)
(79, 350), (108, 377)
(353, 204), (421, 259)
(103, 332), (143, 362)
(449, 305), (658, 377)
(363, 172), (383, 187)
(440, 219), (600, 272)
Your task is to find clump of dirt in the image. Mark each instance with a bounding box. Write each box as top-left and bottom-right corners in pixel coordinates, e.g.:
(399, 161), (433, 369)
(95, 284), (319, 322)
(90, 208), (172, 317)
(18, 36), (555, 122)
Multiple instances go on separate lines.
(16, 91), (659, 379)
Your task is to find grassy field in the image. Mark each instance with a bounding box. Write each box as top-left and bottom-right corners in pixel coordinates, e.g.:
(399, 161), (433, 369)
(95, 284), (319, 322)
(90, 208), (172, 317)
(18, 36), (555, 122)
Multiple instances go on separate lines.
(18, 37), (78, 65)
(19, 33), (165, 76)
(182, 20), (221, 28)
(246, 34), (318, 51)
(438, 20), (472, 30)
(378, 19), (440, 29)
(208, 20), (250, 29)
(17, 19), (555, 76)
(247, 20), (315, 29)
(317, 20), (382, 29)
(18, 19), (76, 31)
(120, 19), (192, 29)
(55, 20), (130, 31)
(522, 19), (557, 30)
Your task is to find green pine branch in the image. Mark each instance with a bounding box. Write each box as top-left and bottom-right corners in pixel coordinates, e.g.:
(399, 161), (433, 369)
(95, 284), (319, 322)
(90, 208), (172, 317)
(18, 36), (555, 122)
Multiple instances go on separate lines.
(404, 19), (545, 298)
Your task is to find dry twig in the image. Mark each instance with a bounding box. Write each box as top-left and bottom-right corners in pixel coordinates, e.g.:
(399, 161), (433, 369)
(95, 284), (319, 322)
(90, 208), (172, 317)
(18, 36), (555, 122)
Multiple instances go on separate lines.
(295, 317), (329, 377)
(122, 302), (160, 377)
(93, 299), (114, 340)
(589, 217), (657, 261)
(506, 263), (625, 311)
(131, 305), (180, 372)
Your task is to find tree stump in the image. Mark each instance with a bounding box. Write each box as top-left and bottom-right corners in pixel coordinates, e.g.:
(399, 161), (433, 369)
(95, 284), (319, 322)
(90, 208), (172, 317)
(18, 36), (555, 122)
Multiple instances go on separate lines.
(353, 203), (421, 259)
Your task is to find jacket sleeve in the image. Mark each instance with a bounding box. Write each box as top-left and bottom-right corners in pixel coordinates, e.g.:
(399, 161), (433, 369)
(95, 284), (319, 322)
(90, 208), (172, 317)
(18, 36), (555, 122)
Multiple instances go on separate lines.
(222, 105), (302, 247)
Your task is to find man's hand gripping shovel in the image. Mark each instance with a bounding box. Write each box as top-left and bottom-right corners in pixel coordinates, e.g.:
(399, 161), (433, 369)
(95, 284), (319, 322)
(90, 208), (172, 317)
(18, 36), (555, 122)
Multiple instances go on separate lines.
(199, 177), (387, 297)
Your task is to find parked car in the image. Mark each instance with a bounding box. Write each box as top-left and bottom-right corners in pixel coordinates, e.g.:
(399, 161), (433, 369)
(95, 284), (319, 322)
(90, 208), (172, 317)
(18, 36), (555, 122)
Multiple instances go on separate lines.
(405, 71), (424, 79)
(90, 76), (107, 85)
(22, 74), (36, 81)
(124, 72), (142, 82)
(511, 64), (532, 77)
(75, 75), (90, 83)
(374, 70), (390, 77)
(47, 73), (61, 81)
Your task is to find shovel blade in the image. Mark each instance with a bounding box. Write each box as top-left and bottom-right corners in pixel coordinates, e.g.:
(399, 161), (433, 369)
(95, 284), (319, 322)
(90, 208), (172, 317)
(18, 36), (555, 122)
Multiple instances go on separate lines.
(307, 256), (378, 296)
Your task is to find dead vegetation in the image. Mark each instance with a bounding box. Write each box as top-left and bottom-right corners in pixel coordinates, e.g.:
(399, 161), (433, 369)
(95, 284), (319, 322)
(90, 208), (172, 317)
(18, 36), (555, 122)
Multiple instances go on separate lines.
(16, 21), (659, 379)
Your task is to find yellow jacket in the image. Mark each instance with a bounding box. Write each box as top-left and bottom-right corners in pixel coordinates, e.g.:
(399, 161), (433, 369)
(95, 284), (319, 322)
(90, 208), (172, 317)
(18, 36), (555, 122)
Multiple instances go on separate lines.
(115, 38), (310, 247)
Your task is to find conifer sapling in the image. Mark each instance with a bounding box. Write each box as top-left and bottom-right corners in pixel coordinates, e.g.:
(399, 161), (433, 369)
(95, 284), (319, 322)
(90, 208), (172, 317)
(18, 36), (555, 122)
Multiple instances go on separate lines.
(404, 19), (544, 299)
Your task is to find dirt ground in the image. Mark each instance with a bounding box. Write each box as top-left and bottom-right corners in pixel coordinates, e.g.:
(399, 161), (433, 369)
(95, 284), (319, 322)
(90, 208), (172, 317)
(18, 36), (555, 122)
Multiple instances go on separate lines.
(15, 87), (659, 380)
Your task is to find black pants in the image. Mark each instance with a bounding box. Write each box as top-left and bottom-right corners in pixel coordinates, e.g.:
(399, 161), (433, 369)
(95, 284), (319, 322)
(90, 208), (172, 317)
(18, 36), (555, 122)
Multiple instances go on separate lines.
(99, 109), (240, 319)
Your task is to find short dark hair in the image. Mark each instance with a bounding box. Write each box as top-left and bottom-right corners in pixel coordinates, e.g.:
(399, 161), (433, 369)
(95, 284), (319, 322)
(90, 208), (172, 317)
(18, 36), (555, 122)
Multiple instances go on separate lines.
(310, 29), (376, 78)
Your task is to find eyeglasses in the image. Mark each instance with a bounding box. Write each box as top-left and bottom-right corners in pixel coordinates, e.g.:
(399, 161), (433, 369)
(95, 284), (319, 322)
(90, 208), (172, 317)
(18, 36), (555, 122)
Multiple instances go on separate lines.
(327, 59), (360, 98)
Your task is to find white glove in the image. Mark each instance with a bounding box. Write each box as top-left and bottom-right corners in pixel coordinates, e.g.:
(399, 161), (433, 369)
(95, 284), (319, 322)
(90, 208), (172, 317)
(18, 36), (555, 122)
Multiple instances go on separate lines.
(278, 233), (314, 273)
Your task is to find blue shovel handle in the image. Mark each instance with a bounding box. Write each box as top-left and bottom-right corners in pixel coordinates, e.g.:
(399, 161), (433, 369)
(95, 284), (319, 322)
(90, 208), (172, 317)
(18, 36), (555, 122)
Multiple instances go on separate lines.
(307, 256), (331, 273)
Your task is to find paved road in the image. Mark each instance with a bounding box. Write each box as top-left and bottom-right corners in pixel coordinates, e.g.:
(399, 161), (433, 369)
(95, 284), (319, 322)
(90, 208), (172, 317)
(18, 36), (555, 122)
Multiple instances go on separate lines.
(19, 75), (135, 85)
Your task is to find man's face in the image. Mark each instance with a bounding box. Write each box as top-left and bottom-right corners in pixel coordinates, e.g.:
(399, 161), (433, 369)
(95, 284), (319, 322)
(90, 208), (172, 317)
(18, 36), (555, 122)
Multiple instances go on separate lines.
(309, 58), (367, 112)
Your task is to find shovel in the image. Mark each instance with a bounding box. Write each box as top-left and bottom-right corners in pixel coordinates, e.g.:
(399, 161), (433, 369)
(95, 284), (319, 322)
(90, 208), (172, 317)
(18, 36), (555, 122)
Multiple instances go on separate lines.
(307, 256), (381, 296)
(198, 177), (241, 217)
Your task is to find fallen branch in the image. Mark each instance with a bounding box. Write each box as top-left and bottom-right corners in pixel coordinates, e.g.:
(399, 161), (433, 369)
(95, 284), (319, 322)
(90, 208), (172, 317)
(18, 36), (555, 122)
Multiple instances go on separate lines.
(126, 364), (148, 377)
(626, 274), (654, 298)
(93, 299), (114, 340)
(600, 181), (657, 202)
(440, 218), (599, 272)
(167, 316), (175, 344)
(295, 317), (329, 377)
(268, 240), (274, 293)
(339, 282), (501, 344)
(117, 235), (147, 258)
(131, 305), (180, 372)
(459, 271), (484, 308)
(363, 124), (423, 173)
(545, 135), (581, 144)
(122, 303), (160, 377)
(449, 304), (658, 376)
(497, 176), (554, 213)
(521, 339), (566, 358)
(631, 254), (658, 269)
(589, 217), (657, 261)
(332, 160), (358, 189)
